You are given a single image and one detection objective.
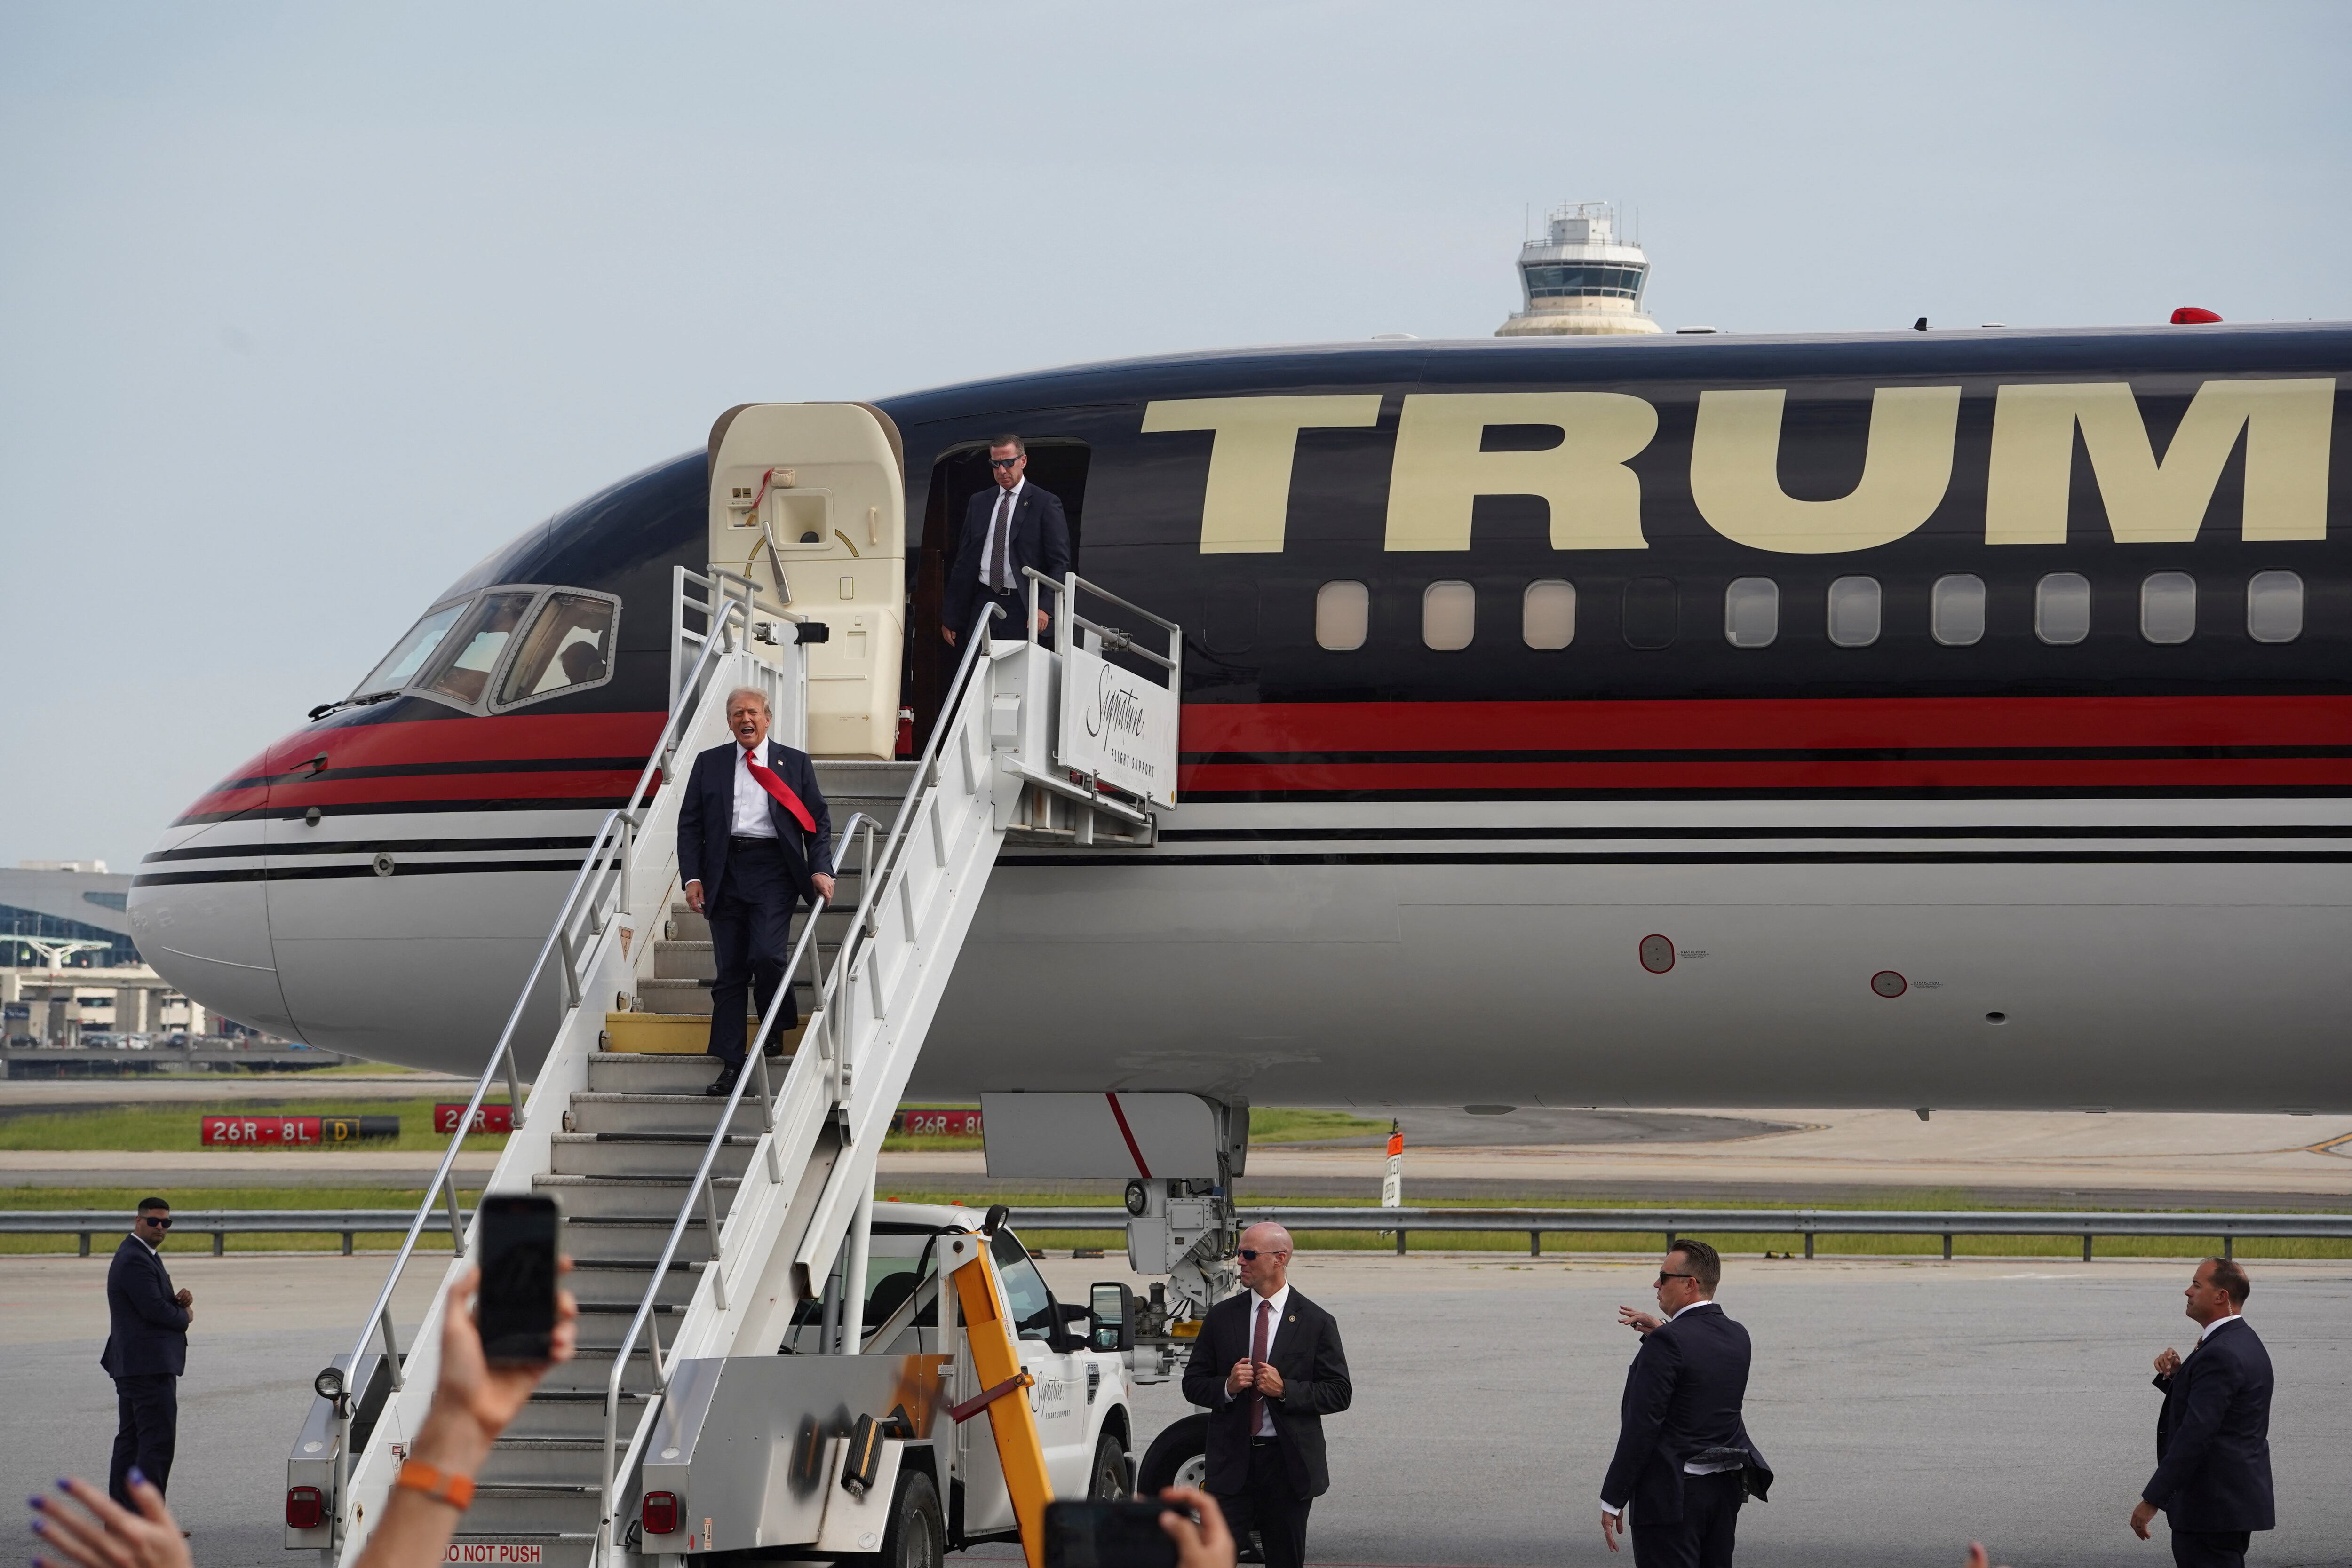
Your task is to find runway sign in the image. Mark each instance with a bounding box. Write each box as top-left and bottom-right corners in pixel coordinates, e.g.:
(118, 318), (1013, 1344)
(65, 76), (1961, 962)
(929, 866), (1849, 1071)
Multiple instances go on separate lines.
(199, 1115), (398, 1146)
(434, 1103), (515, 1135)
(894, 1108), (982, 1137)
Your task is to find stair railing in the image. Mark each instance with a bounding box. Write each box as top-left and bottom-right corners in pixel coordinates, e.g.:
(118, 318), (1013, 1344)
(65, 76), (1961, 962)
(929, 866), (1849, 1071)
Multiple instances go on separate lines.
(318, 583), (769, 1551)
(591, 602), (1006, 1565)
(593, 807), (882, 1563)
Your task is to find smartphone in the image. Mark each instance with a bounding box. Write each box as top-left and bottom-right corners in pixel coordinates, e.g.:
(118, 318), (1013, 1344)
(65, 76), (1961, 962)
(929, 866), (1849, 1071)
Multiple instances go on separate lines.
(1043, 1500), (1184, 1568)
(476, 1194), (562, 1364)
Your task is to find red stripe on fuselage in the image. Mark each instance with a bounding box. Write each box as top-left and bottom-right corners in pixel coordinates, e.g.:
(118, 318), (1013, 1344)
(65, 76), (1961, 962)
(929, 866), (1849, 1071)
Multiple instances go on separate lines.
(176, 711), (668, 820)
(1180, 695), (2352, 755)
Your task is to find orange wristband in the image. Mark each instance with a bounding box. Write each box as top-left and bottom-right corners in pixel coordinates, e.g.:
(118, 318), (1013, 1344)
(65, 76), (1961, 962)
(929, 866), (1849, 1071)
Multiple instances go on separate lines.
(395, 1460), (475, 1511)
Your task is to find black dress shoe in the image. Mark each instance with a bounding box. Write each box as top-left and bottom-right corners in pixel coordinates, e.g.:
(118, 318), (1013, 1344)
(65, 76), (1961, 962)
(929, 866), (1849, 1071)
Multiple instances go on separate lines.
(705, 1066), (740, 1097)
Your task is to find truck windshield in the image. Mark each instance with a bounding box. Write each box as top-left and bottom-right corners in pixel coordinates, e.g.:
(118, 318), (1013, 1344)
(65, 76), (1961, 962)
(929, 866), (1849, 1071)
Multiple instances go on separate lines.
(353, 602), (468, 697)
(991, 1228), (1057, 1341)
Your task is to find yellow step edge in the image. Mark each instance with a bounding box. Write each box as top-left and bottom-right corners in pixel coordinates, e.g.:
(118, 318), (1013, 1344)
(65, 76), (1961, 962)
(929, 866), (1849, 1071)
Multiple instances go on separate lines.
(601, 1014), (809, 1055)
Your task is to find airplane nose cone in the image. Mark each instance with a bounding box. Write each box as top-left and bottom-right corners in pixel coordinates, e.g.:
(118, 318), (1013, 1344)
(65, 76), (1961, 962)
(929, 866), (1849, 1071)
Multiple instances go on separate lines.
(127, 744), (302, 1040)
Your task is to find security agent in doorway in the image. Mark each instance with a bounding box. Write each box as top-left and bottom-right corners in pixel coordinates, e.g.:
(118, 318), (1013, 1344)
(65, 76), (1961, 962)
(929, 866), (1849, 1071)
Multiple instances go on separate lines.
(676, 686), (835, 1096)
(2130, 1258), (2274, 1568)
(100, 1197), (193, 1506)
(1601, 1239), (1772, 1568)
(942, 435), (1070, 647)
(1181, 1223), (1352, 1568)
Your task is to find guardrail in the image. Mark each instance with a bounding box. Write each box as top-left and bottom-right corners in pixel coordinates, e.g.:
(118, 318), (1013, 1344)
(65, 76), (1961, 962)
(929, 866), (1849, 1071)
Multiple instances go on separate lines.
(9, 1203), (2348, 1263)
(2, 1209), (458, 1257)
(1004, 1204), (2352, 1263)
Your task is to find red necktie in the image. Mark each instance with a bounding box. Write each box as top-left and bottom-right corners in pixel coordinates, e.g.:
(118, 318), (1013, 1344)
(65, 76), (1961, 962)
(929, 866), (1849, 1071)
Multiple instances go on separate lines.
(742, 745), (817, 834)
(1248, 1299), (1272, 1437)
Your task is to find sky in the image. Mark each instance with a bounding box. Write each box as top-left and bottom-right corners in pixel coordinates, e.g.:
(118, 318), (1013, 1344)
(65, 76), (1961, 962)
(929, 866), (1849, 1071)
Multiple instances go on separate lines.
(2, 0), (2347, 872)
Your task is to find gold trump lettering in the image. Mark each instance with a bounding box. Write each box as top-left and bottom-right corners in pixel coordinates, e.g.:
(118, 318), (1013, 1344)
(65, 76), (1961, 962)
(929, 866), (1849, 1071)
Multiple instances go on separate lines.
(1690, 386), (1962, 554)
(1986, 379), (2334, 545)
(1384, 392), (1657, 551)
(1142, 396), (1382, 553)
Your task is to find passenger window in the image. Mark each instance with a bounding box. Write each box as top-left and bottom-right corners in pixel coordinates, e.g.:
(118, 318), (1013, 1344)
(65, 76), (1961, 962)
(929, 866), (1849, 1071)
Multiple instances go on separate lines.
(355, 601), (468, 696)
(1621, 577), (1677, 650)
(990, 1228), (1057, 1341)
(1315, 581), (1368, 651)
(1423, 581), (1475, 650)
(2139, 572), (2196, 646)
(421, 592), (535, 706)
(1826, 576), (1881, 648)
(1523, 580), (1576, 649)
(1931, 574), (1985, 647)
(1723, 577), (1778, 649)
(2034, 572), (2091, 646)
(2247, 571), (2303, 644)
(496, 592), (618, 706)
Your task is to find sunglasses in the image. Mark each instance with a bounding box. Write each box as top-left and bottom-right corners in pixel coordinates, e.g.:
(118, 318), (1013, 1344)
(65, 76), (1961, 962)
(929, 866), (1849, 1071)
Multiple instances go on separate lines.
(988, 456), (1022, 468)
(1655, 1271), (1693, 1285)
(1237, 1249), (1289, 1261)
(141, 1215), (173, 1229)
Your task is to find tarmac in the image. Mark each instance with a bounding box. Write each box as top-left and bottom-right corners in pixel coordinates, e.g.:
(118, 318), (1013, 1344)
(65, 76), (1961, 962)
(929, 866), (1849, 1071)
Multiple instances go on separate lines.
(5, 1249), (2348, 1568)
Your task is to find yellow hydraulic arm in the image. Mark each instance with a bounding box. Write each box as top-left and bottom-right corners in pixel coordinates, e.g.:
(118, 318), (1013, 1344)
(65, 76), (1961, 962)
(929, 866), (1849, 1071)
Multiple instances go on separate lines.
(943, 1227), (1054, 1568)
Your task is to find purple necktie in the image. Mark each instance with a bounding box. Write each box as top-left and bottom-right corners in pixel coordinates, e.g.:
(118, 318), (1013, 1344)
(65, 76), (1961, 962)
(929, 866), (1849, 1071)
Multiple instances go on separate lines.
(1248, 1299), (1272, 1436)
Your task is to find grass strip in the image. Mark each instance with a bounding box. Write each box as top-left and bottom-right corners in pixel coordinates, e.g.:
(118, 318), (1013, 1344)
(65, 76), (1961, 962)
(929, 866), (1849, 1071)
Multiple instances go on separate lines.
(0, 1186), (470, 1255)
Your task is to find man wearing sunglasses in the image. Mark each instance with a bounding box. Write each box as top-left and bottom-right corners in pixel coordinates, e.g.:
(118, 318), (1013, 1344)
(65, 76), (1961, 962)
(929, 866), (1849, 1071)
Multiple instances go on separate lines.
(943, 435), (1071, 649)
(1181, 1223), (1352, 1568)
(100, 1198), (194, 1506)
(1599, 1240), (1771, 1567)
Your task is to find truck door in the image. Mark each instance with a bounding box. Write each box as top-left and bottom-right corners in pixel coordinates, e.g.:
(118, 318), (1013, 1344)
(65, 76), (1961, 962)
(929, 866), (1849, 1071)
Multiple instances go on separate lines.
(707, 403), (906, 759)
(991, 1230), (1091, 1495)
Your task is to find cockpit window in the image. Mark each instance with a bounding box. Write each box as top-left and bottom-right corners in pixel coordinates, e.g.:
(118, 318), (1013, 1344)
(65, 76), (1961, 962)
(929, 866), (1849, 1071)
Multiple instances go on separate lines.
(495, 592), (618, 707)
(354, 602), (467, 697)
(420, 593), (534, 706)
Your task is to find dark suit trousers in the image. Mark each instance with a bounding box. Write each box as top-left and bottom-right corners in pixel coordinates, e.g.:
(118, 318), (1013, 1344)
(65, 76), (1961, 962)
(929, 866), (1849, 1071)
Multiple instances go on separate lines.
(1633, 1470), (1743, 1568)
(108, 1374), (176, 1504)
(969, 586), (1054, 648)
(1216, 1440), (1311, 1568)
(2169, 1529), (2250, 1568)
(705, 838), (801, 1070)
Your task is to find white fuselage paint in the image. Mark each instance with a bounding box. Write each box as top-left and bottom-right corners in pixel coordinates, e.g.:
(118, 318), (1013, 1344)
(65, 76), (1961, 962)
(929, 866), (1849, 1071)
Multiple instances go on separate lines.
(132, 793), (2352, 1112)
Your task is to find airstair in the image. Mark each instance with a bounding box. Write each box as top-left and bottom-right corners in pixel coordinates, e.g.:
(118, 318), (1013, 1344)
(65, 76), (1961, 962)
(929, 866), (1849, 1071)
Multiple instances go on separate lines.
(288, 531), (1182, 1568)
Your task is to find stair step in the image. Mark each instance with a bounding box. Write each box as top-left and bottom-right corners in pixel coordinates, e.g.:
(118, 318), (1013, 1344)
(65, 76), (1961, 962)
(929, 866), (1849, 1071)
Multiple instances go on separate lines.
(550, 1131), (761, 1181)
(582, 1050), (725, 1092)
(534, 1172), (741, 1220)
(631, 977), (818, 1017)
(504, 1389), (652, 1440)
(570, 1301), (688, 1350)
(558, 1215), (717, 1263)
(461, 1488), (601, 1538)
(563, 1256), (701, 1309)
(479, 1438), (605, 1484)
(566, 1091), (774, 1137)
(534, 1343), (667, 1394)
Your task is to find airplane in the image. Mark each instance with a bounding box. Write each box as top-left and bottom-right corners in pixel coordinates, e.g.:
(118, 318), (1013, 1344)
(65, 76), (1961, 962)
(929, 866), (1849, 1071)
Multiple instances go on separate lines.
(129, 320), (2352, 1115)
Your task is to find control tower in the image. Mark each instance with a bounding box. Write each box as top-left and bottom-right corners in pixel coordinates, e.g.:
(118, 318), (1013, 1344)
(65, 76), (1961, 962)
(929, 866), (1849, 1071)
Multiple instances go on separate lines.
(1495, 201), (1661, 337)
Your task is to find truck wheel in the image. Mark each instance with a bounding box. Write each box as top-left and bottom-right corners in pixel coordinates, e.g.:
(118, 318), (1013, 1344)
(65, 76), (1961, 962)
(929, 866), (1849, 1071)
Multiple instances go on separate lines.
(1135, 1413), (1209, 1495)
(878, 1467), (944, 1568)
(1087, 1429), (1129, 1499)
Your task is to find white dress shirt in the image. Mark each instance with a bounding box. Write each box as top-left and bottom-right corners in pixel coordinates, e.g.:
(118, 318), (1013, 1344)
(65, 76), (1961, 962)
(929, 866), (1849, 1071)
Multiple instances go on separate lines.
(1601, 1299), (1736, 1518)
(979, 479), (1025, 591)
(730, 740), (779, 839)
(2198, 1312), (2243, 1344)
(1238, 1283), (1291, 1436)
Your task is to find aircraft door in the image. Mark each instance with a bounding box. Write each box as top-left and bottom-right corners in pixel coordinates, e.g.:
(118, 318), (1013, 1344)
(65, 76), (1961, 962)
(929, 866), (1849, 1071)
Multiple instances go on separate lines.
(708, 403), (906, 759)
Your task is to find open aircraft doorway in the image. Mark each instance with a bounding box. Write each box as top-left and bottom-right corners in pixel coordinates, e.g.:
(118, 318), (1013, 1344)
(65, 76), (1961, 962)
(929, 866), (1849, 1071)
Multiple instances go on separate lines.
(912, 438), (1092, 748)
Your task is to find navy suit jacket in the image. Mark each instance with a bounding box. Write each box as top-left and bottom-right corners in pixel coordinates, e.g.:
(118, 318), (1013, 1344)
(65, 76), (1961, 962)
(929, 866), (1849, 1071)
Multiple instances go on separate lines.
(1600, 1302), (1773, 1523)
(2145, 1317), (2275, 1533)
(1181, 1288), (1352, 1500)
(100, 1234), (190, 1378)
(943, 481), (1072, 636)
(675, 738), (834, 901)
